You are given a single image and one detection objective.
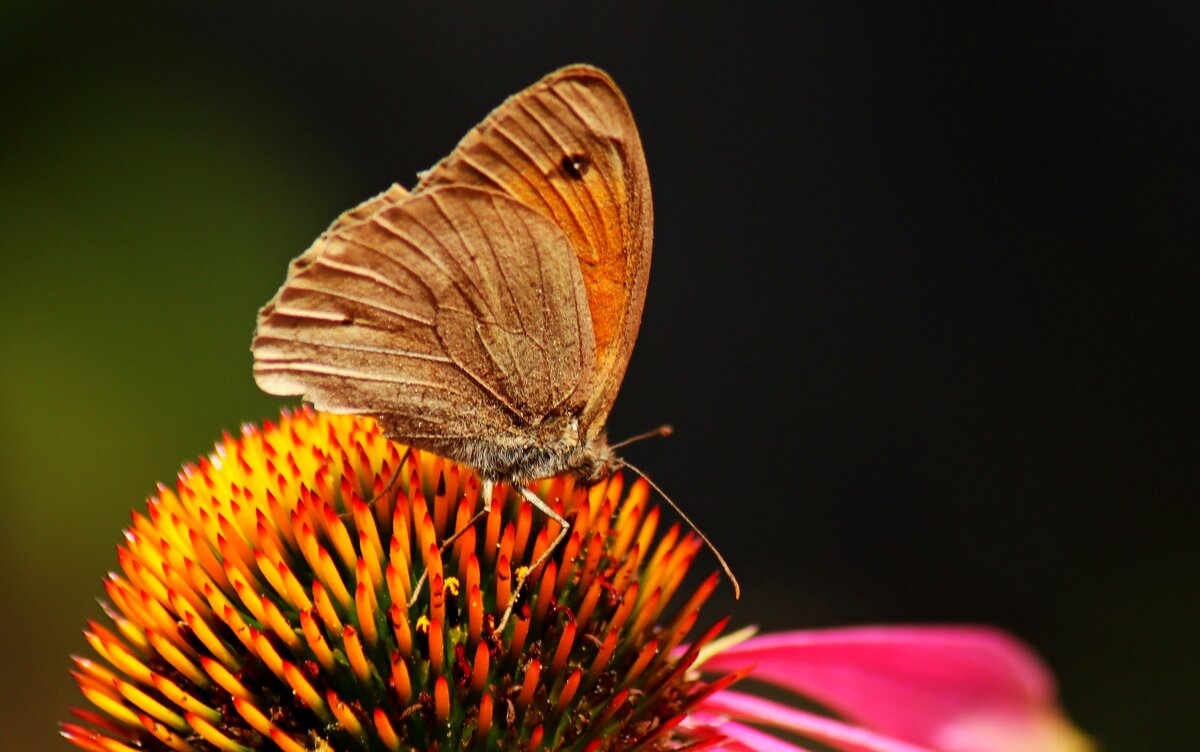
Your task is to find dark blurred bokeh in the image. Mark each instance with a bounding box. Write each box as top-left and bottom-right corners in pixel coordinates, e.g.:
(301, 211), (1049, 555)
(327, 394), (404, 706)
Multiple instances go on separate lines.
(2, 4), (1196, 750)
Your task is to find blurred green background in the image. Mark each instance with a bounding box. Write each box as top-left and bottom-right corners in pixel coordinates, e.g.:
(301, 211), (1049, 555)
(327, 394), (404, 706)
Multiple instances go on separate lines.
(3, 3), (1197, 751)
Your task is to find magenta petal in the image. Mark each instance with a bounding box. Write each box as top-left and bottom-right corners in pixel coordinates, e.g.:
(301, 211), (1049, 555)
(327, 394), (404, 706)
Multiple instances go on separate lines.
(696, 691), (936, 752)
(684, 710), (819, 752)
(698, 626), (1089, 752)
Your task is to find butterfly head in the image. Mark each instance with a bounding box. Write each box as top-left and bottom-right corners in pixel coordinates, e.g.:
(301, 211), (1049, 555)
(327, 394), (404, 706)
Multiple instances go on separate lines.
(563, 437), (620, 483)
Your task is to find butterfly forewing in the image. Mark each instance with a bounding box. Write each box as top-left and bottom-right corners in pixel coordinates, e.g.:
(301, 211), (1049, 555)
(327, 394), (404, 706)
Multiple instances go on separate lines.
(416, 65), (653, 431)
(329, 183), (411, 231)
(253, 186), (595, 445)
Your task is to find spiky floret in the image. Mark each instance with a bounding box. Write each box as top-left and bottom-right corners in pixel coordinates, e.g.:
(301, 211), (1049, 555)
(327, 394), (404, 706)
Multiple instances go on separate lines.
(63, 408), (738, 752)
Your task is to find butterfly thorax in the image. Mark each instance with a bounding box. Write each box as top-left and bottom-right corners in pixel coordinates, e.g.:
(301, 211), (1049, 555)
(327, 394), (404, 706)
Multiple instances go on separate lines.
(379, 413), (617, 485)
(448, 436), (617, 484)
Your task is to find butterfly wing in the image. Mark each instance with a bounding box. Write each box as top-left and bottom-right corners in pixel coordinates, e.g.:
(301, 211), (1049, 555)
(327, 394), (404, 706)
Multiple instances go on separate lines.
(253, 185), (596, 453)
(328, 183), (411, 230)
(416, 65), (652, 436)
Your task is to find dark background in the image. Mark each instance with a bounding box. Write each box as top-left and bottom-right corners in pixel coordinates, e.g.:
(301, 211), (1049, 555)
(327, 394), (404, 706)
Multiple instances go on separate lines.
(2, 4), (1196, 750)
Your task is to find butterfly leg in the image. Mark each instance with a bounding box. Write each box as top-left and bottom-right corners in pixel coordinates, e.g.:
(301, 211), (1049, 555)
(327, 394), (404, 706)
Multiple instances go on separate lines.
(496, 484), (570, 632)
(406, 479), (494, 608)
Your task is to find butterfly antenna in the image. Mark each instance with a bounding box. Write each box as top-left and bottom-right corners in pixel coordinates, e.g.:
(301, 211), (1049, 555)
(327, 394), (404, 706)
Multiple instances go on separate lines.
(610, 424), (674, 451)
(616, 459), (741, 599)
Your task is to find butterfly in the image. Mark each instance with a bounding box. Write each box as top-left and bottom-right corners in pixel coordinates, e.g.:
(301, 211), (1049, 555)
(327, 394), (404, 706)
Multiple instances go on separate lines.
(252, 65), (734, 621)
(254, 64), (648, 485)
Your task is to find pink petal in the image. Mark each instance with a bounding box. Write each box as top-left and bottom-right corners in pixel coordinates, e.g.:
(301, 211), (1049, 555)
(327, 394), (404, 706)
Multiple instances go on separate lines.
(697, 626), (1089, 752)
(684, 710), (818, 752)
(696, 691), (936, 752)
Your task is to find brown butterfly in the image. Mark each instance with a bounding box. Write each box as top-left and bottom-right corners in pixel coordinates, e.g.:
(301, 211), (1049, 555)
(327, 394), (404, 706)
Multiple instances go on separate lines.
(253, 65), (733, 621)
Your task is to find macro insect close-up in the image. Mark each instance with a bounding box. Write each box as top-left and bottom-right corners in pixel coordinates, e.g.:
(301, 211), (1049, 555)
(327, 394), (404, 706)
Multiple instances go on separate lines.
(1, 5), (1195, 752)
(251, 64), (736, 629)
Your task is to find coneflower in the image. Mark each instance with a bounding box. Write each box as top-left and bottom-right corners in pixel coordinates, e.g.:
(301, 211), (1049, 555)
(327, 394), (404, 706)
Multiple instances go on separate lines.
(63, 408), (739, 752)
(63, 408), (1091, 752)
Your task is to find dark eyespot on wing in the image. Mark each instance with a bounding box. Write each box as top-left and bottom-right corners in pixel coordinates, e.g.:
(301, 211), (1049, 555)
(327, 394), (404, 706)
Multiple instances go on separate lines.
(561, 154), (590, 179)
